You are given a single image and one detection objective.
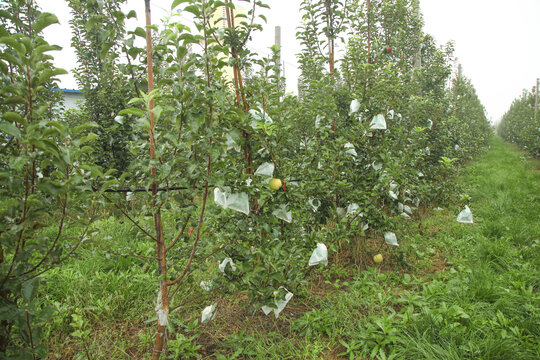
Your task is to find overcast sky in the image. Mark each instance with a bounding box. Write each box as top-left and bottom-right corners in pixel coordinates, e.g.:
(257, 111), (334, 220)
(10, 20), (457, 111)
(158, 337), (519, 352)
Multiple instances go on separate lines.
(38, 0), (540, 124)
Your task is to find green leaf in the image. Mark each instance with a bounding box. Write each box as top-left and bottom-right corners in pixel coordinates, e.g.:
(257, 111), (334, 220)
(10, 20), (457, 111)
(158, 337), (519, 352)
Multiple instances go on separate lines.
(85, 16), (100, 32)
(126, 10), (137, 19)
(0, 21), (9, 37)
(1, 96), (26, 105)
(1, 111), (23, 123)
(126, 46), (140, 59)
(33, 44), (61, 56)
(100, 42), (114, 59)
(0, 36), (26, 55)
(37, 68), (68, 84)
(79, 132), (99, 145)
(171, 0), (191, 10)
(0, 305), (17, 321)
(46, 120), (66, 135)
(22, 278), (39, 303)
(178, 33), (203, 45)
(79, 146), (94, 154)
(9, 155), (28, 171)
(36, 139), (62, 159)
(127, 97), (144, 106)
(177, 46), (188, 59)
(0, 121), (21, 138)
(152, 106), (163, 122)
(136, 117), (151, 131)
(101, 179), (119, 192)
(132, 27), (146, 39)
(184, 5), (201, 16)
(72, 122), (98, 136)
(38, 179), (64, 195)
(33, 12), (59, 34)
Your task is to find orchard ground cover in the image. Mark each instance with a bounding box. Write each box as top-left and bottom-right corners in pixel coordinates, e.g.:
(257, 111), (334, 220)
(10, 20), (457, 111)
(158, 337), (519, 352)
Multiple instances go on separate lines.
(41, 136), (540, 359)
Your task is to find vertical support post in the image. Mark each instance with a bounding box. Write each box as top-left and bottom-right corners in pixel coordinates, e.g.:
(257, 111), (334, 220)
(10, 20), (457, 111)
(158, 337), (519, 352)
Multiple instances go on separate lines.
(145, 1), (155, 163)
(145, 1), (168, 359)
(275, 26), (281, 91)
(366, 0), (371, 64)
(325, 0), (335, 74)
(414, 0), (421, 69)
(535, 78), (539, 120)
(274, 26), (281, 58)
(412, 0), (421, 83)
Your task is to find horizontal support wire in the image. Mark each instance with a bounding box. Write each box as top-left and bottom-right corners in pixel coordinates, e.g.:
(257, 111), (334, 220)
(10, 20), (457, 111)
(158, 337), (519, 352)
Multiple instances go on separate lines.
(98, 178), (326, 193)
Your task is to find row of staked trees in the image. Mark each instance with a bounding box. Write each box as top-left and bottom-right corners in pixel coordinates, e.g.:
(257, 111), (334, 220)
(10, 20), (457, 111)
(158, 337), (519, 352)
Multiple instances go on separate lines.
(0, 0), (491, 358)
(498, 81), (540, 157)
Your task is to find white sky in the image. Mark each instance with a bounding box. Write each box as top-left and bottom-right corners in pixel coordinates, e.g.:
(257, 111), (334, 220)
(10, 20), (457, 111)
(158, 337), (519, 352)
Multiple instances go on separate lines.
(38, 0), (540, 124)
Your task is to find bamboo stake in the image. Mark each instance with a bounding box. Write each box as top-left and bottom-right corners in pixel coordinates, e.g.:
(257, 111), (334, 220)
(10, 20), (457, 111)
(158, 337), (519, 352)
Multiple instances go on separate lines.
(144, 1), (168, 359)
(224, 0), (254, 180)
(535, 78), (539, 120)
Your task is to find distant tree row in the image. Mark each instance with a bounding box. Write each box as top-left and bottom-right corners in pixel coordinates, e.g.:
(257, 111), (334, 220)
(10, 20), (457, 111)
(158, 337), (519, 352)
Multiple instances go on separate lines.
(498, 82), (540, 157)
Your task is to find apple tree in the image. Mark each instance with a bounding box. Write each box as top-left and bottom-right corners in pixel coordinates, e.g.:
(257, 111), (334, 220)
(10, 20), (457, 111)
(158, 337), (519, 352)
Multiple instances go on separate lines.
(0, 1), (102, 356)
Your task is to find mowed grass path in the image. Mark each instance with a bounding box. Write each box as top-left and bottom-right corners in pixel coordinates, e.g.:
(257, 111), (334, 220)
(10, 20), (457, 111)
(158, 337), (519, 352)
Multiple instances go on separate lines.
(382, 136), (540, 359)
(44, 137), (540, 359)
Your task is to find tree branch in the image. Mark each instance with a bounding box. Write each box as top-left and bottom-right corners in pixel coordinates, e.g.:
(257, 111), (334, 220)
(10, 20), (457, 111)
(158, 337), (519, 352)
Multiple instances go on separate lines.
(20, 192), (68, 277)
(24, 207), (98, 281)
(168, 244), (226, 302)
(165, 214), (192, 253)
(102, 193), (157, 242)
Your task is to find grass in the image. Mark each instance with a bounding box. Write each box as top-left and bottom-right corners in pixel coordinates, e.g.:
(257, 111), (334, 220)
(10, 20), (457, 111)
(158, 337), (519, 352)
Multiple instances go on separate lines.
(41, 136), (540, 359)
(42, 217), (157, 359)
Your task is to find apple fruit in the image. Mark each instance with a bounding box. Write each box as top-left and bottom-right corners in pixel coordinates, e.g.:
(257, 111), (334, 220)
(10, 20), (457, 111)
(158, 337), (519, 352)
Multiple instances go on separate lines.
(269, 178), (282, 191)
(373, 254), (383, 263)
(385, 46), (392, 54)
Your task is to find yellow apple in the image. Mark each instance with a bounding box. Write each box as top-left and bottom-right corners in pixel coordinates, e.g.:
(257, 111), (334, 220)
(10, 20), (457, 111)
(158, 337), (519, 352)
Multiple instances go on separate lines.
(373, 254), (383, 263)
(269, 178), (282, 191)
